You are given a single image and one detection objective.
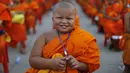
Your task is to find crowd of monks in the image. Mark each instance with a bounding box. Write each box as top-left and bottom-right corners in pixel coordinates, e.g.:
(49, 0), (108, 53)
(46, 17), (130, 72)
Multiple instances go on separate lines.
(77, 0), (125, 50)
(77, 0), (130, 73)
(0, 0), (59, 54)
(0, 0), (59, 73)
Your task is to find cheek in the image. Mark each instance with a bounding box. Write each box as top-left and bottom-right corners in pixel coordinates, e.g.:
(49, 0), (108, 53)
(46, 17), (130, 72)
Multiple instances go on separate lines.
(53, 19), (61, 24)
(69, 20), (75, 25)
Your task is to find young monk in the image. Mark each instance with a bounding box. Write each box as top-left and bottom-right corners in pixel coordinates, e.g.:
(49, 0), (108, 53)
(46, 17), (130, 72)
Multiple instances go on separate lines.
(34, 0), (45, 25)
(84, 0), (98, 24)
(119, 12), (130, 73)
(25, 0), (39, 34)
(95, 0), (107, 33)
(0, 3), (12, 73)
(9, 0), (28, 54)
(102, 0), (124, 49)
(25, 1), (100, 73)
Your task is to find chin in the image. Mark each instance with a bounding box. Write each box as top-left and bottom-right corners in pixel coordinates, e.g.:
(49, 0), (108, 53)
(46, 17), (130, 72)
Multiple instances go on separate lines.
(60, 31), (70, 33)
(59, 29), (71, 33)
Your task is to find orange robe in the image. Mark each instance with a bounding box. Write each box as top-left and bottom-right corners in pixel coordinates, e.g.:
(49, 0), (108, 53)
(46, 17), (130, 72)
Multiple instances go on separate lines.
(0, 3), (12, 63)
(33, 0), (45, 24)
(0, 2), (12, 34)
(0, 0), (12, 5)
(84, 0), (98, 17)
(25, 1), (39, 29)
(25, 27), (100, 73)
(95, 0), (102, 9)
(45, 0), (53, 10)
(96, 1), (108, 30)
(103, 3), (124, 39)
(10, 3), (28, 43)
(119, 34), (130, 65)
(75, 15), (80, 27)
(0, 3), (12, 24)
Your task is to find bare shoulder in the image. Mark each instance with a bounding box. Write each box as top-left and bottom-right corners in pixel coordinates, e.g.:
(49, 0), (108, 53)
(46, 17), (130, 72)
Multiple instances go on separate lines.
(44, 29), (57, 42)
(36, 29), (56, 40)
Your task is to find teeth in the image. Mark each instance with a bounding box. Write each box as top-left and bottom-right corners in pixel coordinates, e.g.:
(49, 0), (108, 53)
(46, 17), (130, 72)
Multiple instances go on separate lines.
(61, 26), (67, 28)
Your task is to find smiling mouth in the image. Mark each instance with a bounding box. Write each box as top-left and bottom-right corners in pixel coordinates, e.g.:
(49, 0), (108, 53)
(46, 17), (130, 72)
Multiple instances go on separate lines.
(60, 25), (68, 29)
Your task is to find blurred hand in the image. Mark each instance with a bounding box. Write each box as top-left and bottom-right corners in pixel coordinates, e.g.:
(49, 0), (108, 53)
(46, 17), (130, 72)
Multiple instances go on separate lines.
(50, 57), (66, 71)
(66, 55), (80, 69)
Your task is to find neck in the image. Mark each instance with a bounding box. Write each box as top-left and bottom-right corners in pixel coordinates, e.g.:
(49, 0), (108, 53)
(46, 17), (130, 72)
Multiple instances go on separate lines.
(59, 32), (67, 35)
(56, 30), (71, 35)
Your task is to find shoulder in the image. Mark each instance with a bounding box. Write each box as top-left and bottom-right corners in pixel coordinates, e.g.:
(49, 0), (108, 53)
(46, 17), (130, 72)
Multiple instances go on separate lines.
(44, 29), (57, 38)
(37, 29), (56, 41)
(75, 27), (95, 37)
(81, 28), (96, 40)
(73, 27), (96, 43)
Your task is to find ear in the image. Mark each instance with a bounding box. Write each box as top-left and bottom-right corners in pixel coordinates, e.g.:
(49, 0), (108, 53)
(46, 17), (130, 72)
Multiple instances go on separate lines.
(52, 17), (54, 21)
(52, 17), (55, 29)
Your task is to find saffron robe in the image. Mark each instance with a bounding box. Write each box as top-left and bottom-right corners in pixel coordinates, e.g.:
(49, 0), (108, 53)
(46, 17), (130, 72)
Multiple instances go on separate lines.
(10, 3), (28, 42)
(25, 1), (39, 28)
(25, 27), (100, 73)
(120, 34), (130, 65)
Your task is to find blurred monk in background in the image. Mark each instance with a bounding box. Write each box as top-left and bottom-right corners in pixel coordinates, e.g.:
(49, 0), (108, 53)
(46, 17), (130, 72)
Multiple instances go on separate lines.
(120, 12), (130, 73)
(33, 0), (45, 24)
(0, 3), (12, 73)
(102, 0), (124, 50)
(9, 0), (28, 54)
(25, 0), (39, 34)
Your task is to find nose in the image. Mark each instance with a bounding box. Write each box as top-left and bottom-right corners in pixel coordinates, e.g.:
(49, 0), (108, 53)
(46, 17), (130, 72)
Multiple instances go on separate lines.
(61, 18), (67, 24)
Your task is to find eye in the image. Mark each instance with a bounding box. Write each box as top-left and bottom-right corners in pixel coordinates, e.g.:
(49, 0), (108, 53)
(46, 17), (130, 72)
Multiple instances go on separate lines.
(56, 17), (63, 19)
(67, 18), (73, 20)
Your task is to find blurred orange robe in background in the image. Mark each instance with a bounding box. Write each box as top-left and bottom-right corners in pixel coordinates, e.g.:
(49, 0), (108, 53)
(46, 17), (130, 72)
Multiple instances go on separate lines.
(33, 0), (45, 24)
(0, 0), (12, 5)
(25, 1), (39, 33)
(9, 2), (28, 48)
(0, 3), (12, 63)
(103, 2), (124, 45)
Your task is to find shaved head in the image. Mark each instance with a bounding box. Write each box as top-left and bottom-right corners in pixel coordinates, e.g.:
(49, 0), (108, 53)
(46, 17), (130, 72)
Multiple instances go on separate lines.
(53, 1), (76, 14)
(62, 0), (74, 4)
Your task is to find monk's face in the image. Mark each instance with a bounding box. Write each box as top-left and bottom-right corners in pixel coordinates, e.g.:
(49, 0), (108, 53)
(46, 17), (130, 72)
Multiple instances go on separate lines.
(53, 8), (76, 33)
